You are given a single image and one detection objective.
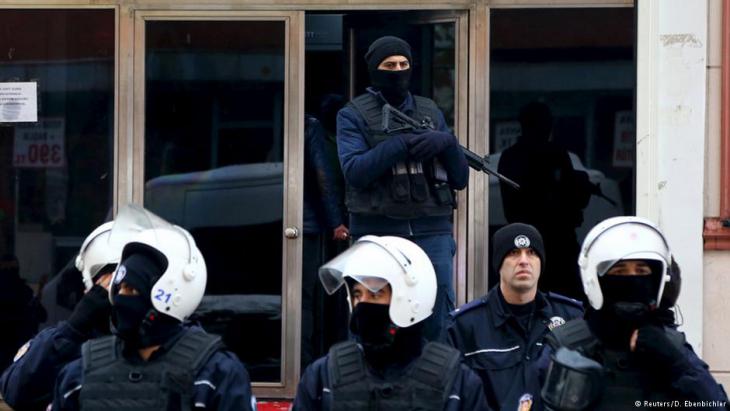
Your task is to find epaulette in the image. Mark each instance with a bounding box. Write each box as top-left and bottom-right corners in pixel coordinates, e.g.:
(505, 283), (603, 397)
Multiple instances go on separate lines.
(449, 297), (487, 318)
(546, 292), (584, 310)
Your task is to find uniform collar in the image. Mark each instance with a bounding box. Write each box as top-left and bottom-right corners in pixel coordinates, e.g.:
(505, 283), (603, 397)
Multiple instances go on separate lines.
(489, 286), (551, 328)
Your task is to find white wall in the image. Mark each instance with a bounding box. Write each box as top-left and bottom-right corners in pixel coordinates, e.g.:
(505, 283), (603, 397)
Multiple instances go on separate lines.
(636, 0), (707, 352)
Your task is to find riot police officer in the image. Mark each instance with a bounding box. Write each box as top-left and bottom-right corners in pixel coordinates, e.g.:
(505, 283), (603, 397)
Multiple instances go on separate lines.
(539, 216), (729, 411)
(52, 206), (254, 411)
(1, 221), (123, 411)
(336, 35), (469, 341)
(446, 223), (583, 411)
(293, 235), (487, 410)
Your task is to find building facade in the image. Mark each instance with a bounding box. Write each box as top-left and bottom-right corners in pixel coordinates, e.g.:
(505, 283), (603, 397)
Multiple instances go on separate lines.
(0, 0), (727, 398)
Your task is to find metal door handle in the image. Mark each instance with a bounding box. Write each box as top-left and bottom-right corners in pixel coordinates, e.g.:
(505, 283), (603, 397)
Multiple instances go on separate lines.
(284, 227), (299, 239)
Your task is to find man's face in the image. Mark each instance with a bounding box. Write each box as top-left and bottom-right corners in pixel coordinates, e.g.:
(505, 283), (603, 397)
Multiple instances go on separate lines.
(500, 248), (541, 293)
(350, 279), (392, 308)
(377, 55), (410, 71)
(605, 259), (652, 276)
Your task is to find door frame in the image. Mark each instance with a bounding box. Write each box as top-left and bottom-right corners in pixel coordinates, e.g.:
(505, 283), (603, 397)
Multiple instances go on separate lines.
(131, 9), (305, 398)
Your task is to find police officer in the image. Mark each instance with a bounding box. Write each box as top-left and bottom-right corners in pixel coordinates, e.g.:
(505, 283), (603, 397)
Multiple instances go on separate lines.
(539, 217), (729, 411)
(446, 223), (583, 411)
(293, 235), (488, 410)
(53, 207), (254, 410)
(337, 35), (469, 341)
(1, 221), (122, 411)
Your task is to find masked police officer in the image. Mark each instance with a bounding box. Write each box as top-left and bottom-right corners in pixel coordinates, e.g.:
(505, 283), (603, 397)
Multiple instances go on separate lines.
(539, 217), (729, 411)
(293, 235), (488, 410)
(446, 223), (583, 411)
(336, 35), (469, 342)
(52, 206), (254, 411)
(1, 221), (124, 411)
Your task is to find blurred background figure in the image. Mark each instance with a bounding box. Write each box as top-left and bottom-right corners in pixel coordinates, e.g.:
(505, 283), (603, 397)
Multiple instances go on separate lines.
(0, 254), (45, 372)
(301, 113), (350, 369)
(498, 102), (593, 300)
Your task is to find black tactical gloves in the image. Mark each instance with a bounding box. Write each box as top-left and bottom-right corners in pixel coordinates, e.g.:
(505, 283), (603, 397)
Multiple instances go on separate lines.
(408, 130), (454, 161)
(635, 325), (689, 375)
(67, 284), (112, 337)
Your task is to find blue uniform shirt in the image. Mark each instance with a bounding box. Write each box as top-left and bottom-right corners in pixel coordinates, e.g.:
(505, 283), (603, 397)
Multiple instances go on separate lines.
(446, 287), (583, 411)
(52, 326), (255, 411)
(1, 322), (89, 411)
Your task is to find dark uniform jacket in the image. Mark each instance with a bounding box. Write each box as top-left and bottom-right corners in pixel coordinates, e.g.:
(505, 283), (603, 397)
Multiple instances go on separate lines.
(52, 325), (254, 411)
(303, 114), (346, 235)
(336, 88), (468, 237)
(293, 345), (489, 411)
(446, 287), (583, 411)
(1, 322), (89, 411)
(533, 320), (730, 411)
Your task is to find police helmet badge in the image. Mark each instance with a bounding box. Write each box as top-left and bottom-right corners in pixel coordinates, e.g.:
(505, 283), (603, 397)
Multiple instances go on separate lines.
(517, 393), (533, 411)
(514, 235), (531, 249)
(548, 316), (566, 331)
(114, 264), (127, 285)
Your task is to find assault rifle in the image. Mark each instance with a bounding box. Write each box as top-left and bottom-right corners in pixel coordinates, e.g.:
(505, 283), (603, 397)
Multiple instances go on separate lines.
(382, 104), (521, 190)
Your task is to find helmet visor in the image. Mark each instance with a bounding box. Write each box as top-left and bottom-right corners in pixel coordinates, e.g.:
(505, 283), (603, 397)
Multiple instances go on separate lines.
(595, 251), (667, 278)
(110, 204), (172, 251)
(319, 242), (391, 295)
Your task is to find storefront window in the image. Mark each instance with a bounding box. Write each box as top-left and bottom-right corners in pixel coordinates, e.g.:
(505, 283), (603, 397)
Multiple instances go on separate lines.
(0, 9), (114, 369)
(142, 20), (286, 382)
(488, 8), (636, 298)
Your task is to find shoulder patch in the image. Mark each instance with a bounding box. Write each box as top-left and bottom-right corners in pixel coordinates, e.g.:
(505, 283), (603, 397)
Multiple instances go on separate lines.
(546, 292), (583, 310)
(547, 316), (567, 331)
(449, 297), (487, 318)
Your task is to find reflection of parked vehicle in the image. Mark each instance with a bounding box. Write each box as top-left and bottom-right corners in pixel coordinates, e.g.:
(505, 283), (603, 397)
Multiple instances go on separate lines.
(144, 162), (284, 382)
(487, 152), (623, 240)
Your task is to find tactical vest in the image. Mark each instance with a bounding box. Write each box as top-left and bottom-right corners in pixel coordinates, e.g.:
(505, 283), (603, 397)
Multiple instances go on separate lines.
(79, 329), (223, 411)
(327, 341), (461, 411)
(345, 93), (455, 219)
(547, 319), (680, 411)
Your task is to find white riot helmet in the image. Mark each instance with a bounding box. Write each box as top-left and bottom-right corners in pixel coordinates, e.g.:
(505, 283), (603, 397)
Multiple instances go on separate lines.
(319, 235), (436, 328)
(578, 216), (672, 310)
(110, 205), (206, 321)
(76, 221), (119, 291)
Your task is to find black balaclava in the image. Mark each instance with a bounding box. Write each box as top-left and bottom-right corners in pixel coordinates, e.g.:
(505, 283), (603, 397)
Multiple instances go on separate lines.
(349, 301), (423, 370)
(111, 246), (181, 349)
(365, 36), (413, 106)
(587, 260), (664, 348)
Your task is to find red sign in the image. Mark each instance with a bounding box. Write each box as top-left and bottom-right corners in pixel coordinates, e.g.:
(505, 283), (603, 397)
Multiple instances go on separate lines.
(13, 118), (65, 168)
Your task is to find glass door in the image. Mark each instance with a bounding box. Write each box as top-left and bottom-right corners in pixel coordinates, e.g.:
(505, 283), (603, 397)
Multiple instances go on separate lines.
(132, 10), (304, 398)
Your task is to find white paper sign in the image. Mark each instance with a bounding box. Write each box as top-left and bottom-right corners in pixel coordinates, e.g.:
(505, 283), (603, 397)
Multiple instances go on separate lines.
(612, 111), (634, 167)
(0, 82), (38, 123)
(13, 118), (66, 168)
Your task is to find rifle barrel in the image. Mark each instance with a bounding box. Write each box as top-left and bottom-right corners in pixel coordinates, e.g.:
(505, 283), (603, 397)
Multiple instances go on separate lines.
(460, 146), (521, 190)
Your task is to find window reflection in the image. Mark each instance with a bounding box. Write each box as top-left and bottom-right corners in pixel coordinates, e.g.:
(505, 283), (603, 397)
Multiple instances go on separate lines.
(488, 8), (636, 299)
(0, 9), (114, 369)
(142, 20), (286, 382)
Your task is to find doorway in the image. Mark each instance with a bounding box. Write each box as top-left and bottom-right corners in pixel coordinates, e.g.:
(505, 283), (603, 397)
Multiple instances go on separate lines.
(300, 9), (469, 371)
